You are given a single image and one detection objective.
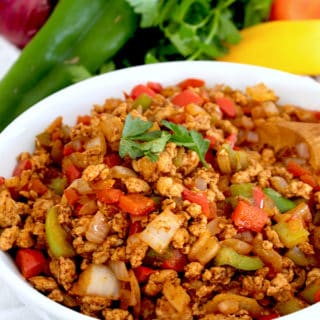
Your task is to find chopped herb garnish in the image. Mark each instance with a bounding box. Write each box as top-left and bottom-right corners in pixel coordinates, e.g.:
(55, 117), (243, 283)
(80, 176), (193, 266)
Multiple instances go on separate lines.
(161, 120), (210, 167)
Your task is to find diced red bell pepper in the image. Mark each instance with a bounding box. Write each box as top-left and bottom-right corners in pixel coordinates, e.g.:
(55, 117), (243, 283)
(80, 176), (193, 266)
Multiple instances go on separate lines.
(64, 188), (80, 206)
(118, 193), (156, 216)
(96, 188), (124, 204)
(77, 114), (91, 125)
(171, 89), (203, 107)
(315, 288), (320, 302)
(215, 96), (237, 118)
(225, 132), (237, 148)
(15, 248), (46, 279)
(64, 163), (81, 184)
(167, 112), (186, 124)
(232, 200), (268, 232)
(182, 188), (213, 218)
(104, 153), (122, 167)
(133, 265), (155, 283)
(12, 159), (32, 177)
(147, 81), (163, 93)
(178, 78), (205, 90)
(287, 160), (317, 187)
(131, 84), (156, 99)
(63, 144), (75, 157)
(253, 186), (264, 208)
(205, 135), (216, 148)
(29, 178), (47, 195)
(128, 220), (143, 236)
(161, 248), (187, 272)
(0, 177), (5, 185)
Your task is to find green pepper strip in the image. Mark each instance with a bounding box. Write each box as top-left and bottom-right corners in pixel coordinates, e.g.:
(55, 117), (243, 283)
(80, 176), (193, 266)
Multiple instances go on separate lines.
(263, 187), (296, 213)
(214, 246), (264, 271)
(0, 0), (137, 130)
(45, 207), (75, 258)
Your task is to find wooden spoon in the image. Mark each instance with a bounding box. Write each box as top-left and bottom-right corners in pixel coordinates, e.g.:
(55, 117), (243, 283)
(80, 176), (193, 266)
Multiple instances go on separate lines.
(257, 121), (320, 170)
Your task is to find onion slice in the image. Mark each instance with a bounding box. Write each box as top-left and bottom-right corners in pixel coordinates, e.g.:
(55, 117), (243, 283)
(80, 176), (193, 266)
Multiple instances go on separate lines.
(85, 211), (110, 244)
(139, 210), (182, 254)
(109, 260), (130, 282)
(72, 264), (120, 299)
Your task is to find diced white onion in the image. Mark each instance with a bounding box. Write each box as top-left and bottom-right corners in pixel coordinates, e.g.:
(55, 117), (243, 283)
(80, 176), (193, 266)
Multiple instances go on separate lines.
(68, 178), (93, 194)
(110, 166), (137, 179)
(86, 211), (110, 244)
(109, 260), (130, 282)
(246, 131), (259, 143)
(75, 264), (120, 299)
(195, 177), (208, 191)
(85, 133), (106, 155)
(139, 210), (182, 254)
(188, 230), (220, 265)
(128, 269), (141, 312)
(296, 142), (310, 159)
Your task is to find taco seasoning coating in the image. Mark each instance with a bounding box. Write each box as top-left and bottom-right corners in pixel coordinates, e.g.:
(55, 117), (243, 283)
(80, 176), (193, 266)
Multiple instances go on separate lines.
(1, 79), (320, 319)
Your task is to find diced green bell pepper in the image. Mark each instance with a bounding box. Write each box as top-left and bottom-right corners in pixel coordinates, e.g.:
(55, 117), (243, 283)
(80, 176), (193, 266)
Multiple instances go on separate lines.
(263, 187), (296, 213)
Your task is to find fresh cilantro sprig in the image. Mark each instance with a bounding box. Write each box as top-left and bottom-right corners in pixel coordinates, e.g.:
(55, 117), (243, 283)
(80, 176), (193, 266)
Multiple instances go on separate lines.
(161, 120), (210, 167)
(119, 114), (210, 167)
(119, 114), (171, 162)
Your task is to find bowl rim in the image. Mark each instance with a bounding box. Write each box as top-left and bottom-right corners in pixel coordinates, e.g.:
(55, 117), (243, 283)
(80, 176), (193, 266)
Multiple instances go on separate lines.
(0, 60), (320, 319)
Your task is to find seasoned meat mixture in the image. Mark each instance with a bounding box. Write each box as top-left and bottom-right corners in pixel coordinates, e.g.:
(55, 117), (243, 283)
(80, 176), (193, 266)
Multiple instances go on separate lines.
(1, 78), (320, 320)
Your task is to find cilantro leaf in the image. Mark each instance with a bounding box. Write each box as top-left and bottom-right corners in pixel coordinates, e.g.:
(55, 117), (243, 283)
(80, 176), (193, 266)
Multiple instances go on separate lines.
(122, 114), (153, 138)
(161, 120), (210, 167)
(119, 115), (170, 162)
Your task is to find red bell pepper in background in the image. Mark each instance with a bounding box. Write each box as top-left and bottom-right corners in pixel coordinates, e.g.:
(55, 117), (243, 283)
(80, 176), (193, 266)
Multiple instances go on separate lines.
(182, 188), (213, 219)
(118, 193), (156, 216)
(178, 78), (205, 90)
(12, 159), (32, 177)
(15, 248), (47, 279)
(96, 188), (124, 204)
(215, 96), (237, 118)
(130, 84), (156, 99)
(160, 248), (187, 272)
(167, 112), (186, 124)
(231, 200), (268, 232)
(133, 265), (155, 283)
(258, 313), (280, 320)
(315, 288), (320, 302)
(171, 89), (203, 107)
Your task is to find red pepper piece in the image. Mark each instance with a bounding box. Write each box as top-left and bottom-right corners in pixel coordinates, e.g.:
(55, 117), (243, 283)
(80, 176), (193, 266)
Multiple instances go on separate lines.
(216, 96), (237, 118)
(131, 84), (156, 99)
(118, 193), (156, 216)
(128, 220), (143, 236)
(15, 248), (46, 279)
(232, 200), (268, 232)
(225, 132), (237, 148)
(161, 248), (187, 272)
(178, 78), (205, 90)
(12, 159), (32, 177)
(315, 288), (320, 302)
(287, 160), (317, 188)
(133, 266), (155, 283)
(104, 153), (122, 167)
(29, 178), (47, 195)
(253, 186), (264, 208)
(171, 89), (203, 107)
(77, 114), (91, 125)
(182, 188), (213, 218)
(64, 163), (81, 184)
(0, 177), (5, 185)
(64, 188), (80, 206)
(205, 135), (216, 148)
(96, 188), (124, 204)
(147, 81), (162, 93)
(167, 112), (186, 124)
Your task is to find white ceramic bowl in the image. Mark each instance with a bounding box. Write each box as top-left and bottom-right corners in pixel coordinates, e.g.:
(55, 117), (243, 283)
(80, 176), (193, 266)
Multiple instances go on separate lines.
(0, 61), (320, 320)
